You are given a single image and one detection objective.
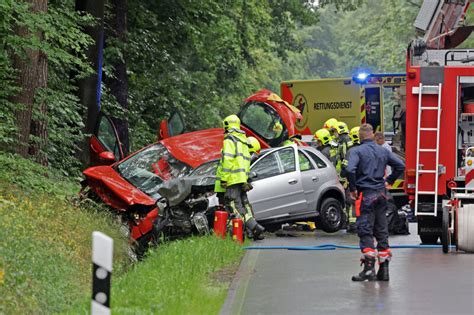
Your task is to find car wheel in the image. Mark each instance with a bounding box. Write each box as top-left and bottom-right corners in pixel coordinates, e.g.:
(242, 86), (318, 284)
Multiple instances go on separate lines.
(318, 197), (343, 233)
(420, 234), (439, 244)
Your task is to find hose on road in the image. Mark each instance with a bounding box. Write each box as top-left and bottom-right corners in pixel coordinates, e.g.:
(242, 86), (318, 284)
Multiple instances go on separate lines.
(244, 244), (453, 250)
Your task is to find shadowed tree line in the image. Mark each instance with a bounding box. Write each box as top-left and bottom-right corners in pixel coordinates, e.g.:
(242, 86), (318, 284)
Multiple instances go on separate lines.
(0, 0), (426, 174)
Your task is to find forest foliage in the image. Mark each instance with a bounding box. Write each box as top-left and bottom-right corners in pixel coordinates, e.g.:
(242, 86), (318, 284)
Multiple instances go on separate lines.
(0, 0), (441, 175)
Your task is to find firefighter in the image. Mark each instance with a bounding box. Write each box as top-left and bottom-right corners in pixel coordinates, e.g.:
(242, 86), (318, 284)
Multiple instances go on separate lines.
(273, 121), (283, 138)
(335, 121), (352, 229)
(219, 115), (265, 240)
(341, 126), (360, 232)
(341, 126), (361, 177)
(346, 124), (404, 282)
(336, 122), (353, 160)
(323, 118), (339, 141)
(313, 128), (338, 167)
(247, 136), (261, 155)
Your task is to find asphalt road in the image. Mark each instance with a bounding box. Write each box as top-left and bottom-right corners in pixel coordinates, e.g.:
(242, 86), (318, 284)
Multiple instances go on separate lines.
(220, 224), (474, 315)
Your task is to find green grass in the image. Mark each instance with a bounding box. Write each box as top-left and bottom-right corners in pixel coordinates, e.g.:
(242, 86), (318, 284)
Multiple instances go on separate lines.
(109, 236), (243, 314)
(0, 153), (246, 314)
(0, 153), (131, 314)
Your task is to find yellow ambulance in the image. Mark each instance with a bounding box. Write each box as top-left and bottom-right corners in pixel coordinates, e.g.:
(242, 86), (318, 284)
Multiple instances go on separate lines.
(280, 73), (406, 135)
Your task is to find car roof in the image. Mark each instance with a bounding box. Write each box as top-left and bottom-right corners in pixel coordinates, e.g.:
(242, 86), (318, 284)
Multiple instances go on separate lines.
(161, 128), (224, 168)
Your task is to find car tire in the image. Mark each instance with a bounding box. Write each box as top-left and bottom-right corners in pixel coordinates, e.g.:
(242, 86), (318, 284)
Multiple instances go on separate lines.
(318, 197), (343, 233)
(420, 234), (439, 244)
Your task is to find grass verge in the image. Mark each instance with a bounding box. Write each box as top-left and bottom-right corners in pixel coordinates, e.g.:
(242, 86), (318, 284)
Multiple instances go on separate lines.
(0, 153), (246, 314)
(0, 153), (131, 314)
(98, 236), (244, 314)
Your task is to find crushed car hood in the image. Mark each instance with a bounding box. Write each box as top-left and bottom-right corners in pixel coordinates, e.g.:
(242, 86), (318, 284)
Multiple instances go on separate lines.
(83, 165), (155, 209)
(161, 128), (224, 168)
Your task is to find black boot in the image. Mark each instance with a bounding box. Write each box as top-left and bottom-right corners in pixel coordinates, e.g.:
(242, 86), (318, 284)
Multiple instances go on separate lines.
(377, 250), (391, 281)
(377, 261), (390, 281)
(352, 256), (376, 281)
(252, 223), (265, 240)
(246, 218), (265, 240)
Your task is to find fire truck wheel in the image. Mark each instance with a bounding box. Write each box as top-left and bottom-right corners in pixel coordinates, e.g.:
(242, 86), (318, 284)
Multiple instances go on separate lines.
(318, 197), (343, 233)
(441, 206), (450, 254)
(419, 234), (439, 244)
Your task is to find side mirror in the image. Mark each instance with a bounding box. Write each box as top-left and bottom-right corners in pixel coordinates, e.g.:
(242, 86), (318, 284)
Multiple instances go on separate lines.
(98, 151), (116, 165)
(249, 171), (258, 179)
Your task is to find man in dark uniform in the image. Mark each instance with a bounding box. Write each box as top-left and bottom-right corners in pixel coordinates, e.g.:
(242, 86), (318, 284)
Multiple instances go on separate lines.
(346, 124), (405, 281)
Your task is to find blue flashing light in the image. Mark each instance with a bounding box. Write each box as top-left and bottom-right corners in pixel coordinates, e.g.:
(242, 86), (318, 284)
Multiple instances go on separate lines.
(353, 71), (370, 84)
(356, 72), (369, 80)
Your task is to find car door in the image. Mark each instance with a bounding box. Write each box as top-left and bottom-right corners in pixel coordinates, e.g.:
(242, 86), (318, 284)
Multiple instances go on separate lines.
(158, 111), (186, 140)
(298, 148), (327, 212)
(247, 145), (306, 220)
(89, 113), (125, 166)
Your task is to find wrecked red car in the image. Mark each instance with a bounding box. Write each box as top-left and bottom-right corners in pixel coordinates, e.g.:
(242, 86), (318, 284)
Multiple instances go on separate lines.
(81, 89), (302, 251)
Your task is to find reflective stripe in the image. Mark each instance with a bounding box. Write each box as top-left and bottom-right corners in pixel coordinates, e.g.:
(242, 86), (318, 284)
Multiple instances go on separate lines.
(223, 152), (251, 160)
(244, 213), (253, 222)
(223, 152), (235, 158)
(222, 168), (247, 173)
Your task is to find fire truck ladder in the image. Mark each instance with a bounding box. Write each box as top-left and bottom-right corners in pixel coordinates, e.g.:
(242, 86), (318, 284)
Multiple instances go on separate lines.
(414, 83), (442, 216)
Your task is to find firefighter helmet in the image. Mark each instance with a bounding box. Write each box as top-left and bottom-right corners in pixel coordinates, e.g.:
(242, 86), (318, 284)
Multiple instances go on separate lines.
(349, 126), (360, 143)
(336, 121), (349, 134)
(223, 114), (240, 131)
(314, 128), (331, 145)
(247, 136), (261, 154)
(323, 118), (338, 130)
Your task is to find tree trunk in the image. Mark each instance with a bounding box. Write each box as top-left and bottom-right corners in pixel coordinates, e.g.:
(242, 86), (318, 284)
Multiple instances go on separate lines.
(75, 0), (105, 166)
(9, 0), (48, 159)
(106, 0), (129, 155)
(29, 48), (48, 166)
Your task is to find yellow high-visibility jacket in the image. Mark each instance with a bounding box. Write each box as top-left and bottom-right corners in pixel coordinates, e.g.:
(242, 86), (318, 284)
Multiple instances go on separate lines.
(219, 130), (251, 186)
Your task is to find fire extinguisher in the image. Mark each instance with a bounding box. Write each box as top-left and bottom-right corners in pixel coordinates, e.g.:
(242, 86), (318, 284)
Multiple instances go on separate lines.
(232, 218), (244, 244)
(214, 210), (228, 239)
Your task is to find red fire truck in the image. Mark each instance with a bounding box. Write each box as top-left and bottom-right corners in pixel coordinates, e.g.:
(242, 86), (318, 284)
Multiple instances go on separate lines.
(405, 0), (474, 244)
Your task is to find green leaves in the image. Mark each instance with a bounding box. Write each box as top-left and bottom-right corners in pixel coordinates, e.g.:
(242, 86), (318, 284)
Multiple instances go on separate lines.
(0, 0), (94, 174)
(124, 0), (320, 151)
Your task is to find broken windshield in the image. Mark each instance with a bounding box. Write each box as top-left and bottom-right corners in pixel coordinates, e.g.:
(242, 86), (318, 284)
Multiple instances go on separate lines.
(116, 144), (192, 199)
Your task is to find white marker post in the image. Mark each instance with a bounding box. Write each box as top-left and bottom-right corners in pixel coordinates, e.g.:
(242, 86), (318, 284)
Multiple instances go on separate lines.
(91, 232), (113, 315)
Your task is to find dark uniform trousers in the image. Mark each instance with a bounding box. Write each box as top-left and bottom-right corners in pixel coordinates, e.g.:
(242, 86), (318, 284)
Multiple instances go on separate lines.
(224, 184), (252, 218)
(357, 189), (389, 251)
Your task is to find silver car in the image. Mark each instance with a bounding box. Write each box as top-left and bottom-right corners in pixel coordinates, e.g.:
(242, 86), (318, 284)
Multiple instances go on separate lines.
(192, 144), (345, 233)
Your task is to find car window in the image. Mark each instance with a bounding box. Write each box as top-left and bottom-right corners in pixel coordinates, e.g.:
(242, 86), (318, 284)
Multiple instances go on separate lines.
(97, 116), (121, 160)
(239, 102), (286, 146)
(252, 151), (281, 180)
(168, 112), (185, 136)
(305, 150), (327, 169)
(278, 147), (296, 173)
(298, 150), (315, 171)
